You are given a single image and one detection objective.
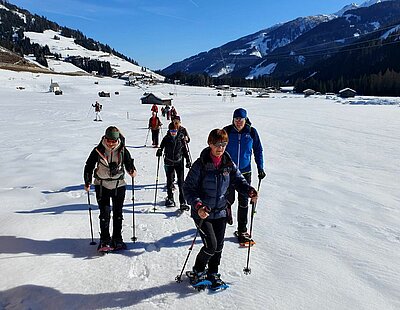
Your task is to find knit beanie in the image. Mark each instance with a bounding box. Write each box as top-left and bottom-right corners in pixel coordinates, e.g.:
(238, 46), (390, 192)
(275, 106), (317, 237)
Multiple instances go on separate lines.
(105, 126), (120, 140)
(233, 108), (247, 119)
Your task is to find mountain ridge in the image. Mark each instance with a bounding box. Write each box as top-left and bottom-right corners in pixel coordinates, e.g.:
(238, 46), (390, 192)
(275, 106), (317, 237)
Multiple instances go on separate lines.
(161, 0), (400, 84)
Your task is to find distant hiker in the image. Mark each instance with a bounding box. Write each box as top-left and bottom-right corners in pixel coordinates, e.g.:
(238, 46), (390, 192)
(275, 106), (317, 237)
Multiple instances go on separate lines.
(156, 122), (191, 211)
(161, 106), (166, 117)
(151, 103), (158, 115)
(148, 111), (162, 147)
(169, 115), (191, 187)
(223, 108), (265, 245)
(92, 101), (102, 121)
(84, 126), (137, 250)
(170, 106), (177, 120)
(183, 128), (258, 289)
(164, 105), (171, 120)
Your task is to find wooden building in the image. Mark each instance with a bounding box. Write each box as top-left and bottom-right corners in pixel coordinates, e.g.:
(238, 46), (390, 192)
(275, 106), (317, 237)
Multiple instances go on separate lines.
(339, 88), (357, 98)
(140, 92), (172, 106)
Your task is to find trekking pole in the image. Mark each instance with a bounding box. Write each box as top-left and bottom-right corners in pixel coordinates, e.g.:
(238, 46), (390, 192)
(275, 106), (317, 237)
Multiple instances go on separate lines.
(183, 139), (192, 165)
(175, 219), (203, 283)
(87, 191), (97, 245)
(131, 159), (137, 242)
(144, 128), (150, 146)
(153, 155), (161, 212)
(243, 177), (262, 274)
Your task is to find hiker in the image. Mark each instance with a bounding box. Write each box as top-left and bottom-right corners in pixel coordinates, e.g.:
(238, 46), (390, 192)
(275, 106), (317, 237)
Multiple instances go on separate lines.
(156, 122), (191, 211)
(170, 106), (177, 120)
(148, 112), (162, 147)
(164, 105), (171, 120)
(183, 128), (258, 289)
(151, 103), (158, 115)
(171, 115), (190, 143)
(84, 126), (137, 250)
(92, 101), (102, 121)
(223, 108), (265, 244)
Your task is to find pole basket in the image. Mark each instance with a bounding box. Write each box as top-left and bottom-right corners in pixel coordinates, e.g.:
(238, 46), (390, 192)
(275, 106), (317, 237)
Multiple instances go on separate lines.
(243, 267), (251, 275)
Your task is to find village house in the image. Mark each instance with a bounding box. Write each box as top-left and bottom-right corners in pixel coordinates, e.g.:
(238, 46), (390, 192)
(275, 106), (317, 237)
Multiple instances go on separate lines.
(339, 88), (357, 98)
(140, 92), (172, 106)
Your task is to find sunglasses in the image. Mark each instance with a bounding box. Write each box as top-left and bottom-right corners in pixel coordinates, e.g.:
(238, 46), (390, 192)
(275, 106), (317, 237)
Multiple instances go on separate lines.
(105, 138), (118, 143)
(234, 117), (245, 122)
(213, 141), (228, 147)
(169, 129), (177, 133)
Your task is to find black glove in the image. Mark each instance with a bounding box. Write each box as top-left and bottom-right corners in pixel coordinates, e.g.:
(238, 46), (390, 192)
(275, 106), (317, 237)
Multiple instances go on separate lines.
(156, 149), (162, 157)
(186, 162), (191, 169)
(258, 169), (266, 180)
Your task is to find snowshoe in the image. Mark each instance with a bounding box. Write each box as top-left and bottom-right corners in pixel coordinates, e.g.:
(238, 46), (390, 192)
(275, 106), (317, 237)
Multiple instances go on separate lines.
(97, 240), (114, 253)
(165, 198), (176, 208)
(186, 270), (212, 291)
(234, 231), (256, 247)
(207, 273), (229, 291)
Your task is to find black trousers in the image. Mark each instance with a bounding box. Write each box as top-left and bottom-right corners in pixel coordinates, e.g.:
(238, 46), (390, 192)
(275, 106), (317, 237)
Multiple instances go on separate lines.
(193, 217), (227, 274)
(165, 162), (185, 204)
(151, 129), (160, 146)
(95, 185), (126, 241)
(226, 172), (252, 233)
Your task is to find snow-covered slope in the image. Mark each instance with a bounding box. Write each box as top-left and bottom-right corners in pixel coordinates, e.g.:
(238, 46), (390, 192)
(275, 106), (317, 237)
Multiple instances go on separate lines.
(0, 68), (399, 309)
(24, 29), (164, 80)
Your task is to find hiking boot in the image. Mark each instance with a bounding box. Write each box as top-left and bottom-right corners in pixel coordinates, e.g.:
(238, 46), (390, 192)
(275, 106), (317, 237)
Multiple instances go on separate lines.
(179, 203), (190, 212)
(165, 198), (175, 207)
(112, 238), (127, 250)
(189, 269), (208, 285)
(207, 273), (225, 289)
(237, 231), (252, 244)
(98, 238), (112, 251)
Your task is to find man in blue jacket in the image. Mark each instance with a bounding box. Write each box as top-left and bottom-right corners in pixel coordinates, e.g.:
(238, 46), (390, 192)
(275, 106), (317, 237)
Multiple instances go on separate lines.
(223, 108), (266, 244)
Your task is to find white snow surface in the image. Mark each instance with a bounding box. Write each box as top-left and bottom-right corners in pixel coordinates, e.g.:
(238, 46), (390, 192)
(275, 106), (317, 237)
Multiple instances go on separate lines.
(0, 69), (399, 310)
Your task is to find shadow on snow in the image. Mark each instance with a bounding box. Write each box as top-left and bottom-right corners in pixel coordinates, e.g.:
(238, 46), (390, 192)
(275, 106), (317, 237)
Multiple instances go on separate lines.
(0, 228), (200, 259)
(0, 281), (204, 309)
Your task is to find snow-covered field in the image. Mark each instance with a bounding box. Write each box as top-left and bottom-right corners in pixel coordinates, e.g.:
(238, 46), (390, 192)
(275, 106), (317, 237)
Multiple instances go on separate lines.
(0, 69), (399, 310)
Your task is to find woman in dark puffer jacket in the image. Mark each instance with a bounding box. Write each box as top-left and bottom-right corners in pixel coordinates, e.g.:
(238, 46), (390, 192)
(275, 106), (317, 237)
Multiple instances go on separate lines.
(183, 128), (258, 289)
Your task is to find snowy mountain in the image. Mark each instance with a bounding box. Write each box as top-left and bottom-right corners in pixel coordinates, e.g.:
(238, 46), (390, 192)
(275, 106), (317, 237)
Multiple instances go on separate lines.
(0, 1), (164, 80)
(162, 0), (400, 80)
(162, 15), (334, 78)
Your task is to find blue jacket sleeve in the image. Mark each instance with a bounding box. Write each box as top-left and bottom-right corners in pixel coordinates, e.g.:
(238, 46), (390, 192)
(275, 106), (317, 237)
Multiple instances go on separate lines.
(252, 127), (264, 171)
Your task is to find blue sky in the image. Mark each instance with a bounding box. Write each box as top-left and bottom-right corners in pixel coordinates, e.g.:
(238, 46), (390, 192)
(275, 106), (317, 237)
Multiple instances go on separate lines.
(11, 0), (354, 70)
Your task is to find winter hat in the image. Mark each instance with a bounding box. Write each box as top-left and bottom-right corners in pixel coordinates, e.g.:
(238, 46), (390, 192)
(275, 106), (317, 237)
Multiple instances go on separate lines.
(105, 126), (120, 140)
(169, 122), (178, 130)
(233, 108), (247, 119)
(173, 115), (181, 122)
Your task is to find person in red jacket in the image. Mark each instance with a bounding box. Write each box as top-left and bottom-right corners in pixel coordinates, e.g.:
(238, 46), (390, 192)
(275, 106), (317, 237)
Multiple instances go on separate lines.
(151, 103), (158, 115)
(148, 112), (162, 147)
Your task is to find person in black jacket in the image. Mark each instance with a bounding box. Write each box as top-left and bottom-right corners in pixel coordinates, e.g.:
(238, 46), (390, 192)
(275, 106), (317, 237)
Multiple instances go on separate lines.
(183, 128), (258, 289)
(157, 122), (191, 211)
(84, 126), (137, 250)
